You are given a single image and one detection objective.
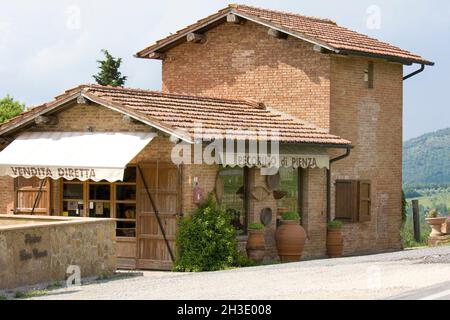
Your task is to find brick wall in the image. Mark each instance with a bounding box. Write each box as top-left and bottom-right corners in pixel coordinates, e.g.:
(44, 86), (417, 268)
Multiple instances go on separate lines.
(162, 20), (331, 130)
(0, 177), (14, 214)
(161, 20), (404, 256)
(330, 56), (404, 253)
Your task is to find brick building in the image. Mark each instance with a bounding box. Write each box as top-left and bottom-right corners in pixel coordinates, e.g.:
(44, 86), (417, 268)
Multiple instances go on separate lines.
(0, 5), (432, 269)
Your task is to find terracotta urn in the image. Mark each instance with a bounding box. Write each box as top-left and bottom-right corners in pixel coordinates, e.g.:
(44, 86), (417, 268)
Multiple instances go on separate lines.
(327, 228), (343, 258)
(275, 220), (306, 262)
(426, 217), (447, 237)
(246, 230), (266, 263)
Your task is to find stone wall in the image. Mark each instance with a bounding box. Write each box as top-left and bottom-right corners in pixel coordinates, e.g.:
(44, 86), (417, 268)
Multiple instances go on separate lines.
(0, 215), (116, 289)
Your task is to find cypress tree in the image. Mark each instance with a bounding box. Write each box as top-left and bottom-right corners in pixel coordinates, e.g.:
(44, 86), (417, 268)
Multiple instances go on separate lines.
(93, 49), (127, 87)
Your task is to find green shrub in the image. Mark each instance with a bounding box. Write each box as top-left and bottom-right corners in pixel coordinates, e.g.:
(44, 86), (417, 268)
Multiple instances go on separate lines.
(327, 220), (343, 229)
(174, 194), (239, 272)
(248, 222), (264, 230)
(234, 254), (257, 267)
(282, 211), (300, 221)
(14, 289), (47, 299)
(427, 208), (439, 218)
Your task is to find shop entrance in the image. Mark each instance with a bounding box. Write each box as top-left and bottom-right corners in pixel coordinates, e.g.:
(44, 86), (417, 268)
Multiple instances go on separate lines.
(136, 162), (181, 270)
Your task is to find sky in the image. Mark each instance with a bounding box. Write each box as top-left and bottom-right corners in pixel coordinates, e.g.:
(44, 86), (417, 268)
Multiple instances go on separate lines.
(0, 0), (448, 141)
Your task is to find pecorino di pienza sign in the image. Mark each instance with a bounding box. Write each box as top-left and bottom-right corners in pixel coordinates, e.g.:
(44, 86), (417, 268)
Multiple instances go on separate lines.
(225, 153), (329, 169)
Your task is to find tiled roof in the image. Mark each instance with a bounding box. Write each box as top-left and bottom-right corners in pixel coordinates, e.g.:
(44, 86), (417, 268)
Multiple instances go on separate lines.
(0, 85), (351, 146)
(136, 4), (433, 66)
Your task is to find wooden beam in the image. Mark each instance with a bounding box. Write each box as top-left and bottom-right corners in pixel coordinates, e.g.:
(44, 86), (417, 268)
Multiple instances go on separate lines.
(35, 115), (58, 126)
(267, 28), (287, 39)
(76, 95), (87, 104)
(148, 52), (166, 60)
(186, 32), (206, 43)
(226, 13), (243, 24)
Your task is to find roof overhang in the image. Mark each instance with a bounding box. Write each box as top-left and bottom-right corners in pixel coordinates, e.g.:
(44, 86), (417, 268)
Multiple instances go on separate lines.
(0, 91), (194, 144)
(135, 8), (338, 59)
(135, 7), (433, 67)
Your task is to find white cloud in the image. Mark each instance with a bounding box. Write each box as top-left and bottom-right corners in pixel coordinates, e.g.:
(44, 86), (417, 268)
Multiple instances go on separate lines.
(24, 32), (90, 73)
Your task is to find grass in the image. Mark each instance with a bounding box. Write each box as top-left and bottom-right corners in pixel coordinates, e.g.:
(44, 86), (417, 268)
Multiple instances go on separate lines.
(408, 189), (450, 209)
(46, 281), (63, 290)
(14, 289), (48, 299)
(402, 188), (450, 248)
(0, 294), (7, 300)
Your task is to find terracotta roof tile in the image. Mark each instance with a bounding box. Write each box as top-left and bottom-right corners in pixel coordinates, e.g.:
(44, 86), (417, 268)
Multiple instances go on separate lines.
(0, 84), (351, 146)
(136, 4), (433, 65)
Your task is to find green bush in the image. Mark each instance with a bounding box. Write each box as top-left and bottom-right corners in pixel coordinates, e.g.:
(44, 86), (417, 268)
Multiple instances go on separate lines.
(427, 208), (440, 218)
(234, 254), (257, 267)
(248, 222), (264, 230)
(327, 220), (343, 229)
(174, 194), (239, 272)
(282, 211), (300, 221)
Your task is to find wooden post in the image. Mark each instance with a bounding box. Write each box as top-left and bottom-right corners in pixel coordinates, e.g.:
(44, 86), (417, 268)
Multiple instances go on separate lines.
(412, 200), (420, 242)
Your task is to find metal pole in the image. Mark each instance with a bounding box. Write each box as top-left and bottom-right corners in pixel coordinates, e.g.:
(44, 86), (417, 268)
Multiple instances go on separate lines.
(412, 200), (421, 243)
(137, 165), (175, 262)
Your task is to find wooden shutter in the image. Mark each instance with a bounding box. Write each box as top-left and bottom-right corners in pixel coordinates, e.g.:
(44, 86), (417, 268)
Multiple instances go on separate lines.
(335, 180), (358, 222)
(14, 177), (51, 215)
(358, 180), (371, 222)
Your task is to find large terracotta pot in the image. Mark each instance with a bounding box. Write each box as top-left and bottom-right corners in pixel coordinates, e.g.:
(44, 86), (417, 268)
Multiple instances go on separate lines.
(275, 220), (306, 262)
(327, 228), (343, 258)
(426, 217), (447, 237)
(246, 230), (266, 263)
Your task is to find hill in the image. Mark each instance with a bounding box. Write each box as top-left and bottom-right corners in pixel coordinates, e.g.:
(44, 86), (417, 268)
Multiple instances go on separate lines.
(403, 127), (450, 186)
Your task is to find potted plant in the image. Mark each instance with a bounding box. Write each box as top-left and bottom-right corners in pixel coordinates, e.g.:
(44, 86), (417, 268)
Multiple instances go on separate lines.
(246, 222), (266, 263)
(425, 209), (447, 238)
(275, 211), (306, 262)
(327, 220), (343, 258)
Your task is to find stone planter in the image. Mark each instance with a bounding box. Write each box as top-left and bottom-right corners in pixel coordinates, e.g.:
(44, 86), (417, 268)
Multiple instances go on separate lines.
(327, 228), (343, 258)
(426, 217), (447, 238)
(246, 230), (266, 263)
(275, 220), (306, 262)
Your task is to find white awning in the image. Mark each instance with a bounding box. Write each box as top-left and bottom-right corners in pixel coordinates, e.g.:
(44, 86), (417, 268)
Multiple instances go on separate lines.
(0, 131), (156, 182)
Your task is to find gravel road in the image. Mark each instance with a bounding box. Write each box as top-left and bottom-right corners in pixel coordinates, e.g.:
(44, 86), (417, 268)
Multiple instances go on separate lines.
(34, 247), (450, 300)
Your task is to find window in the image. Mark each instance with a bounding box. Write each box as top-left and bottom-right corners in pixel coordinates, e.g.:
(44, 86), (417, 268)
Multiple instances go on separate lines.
(60, 166), (137, 237)
(88, 183), (111, 218)
(364, 61), (374, 89)
(335, 180), (371, 222)
(218, 167), (249, 234)
(62, 181), (84, 217)
(276, 167), (303, 220)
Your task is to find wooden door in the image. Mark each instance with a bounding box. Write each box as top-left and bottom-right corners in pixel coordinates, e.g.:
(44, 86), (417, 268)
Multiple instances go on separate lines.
(14, 177), (51, 215)
(136, 162), (180, 270)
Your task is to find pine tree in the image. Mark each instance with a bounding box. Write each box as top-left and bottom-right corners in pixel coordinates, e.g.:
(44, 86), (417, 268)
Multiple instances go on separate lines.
(0, 95), (25, 123)
(93, 49), (127, 87)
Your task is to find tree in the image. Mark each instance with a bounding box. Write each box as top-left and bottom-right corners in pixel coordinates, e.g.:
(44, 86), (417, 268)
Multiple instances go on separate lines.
(92, 49), (127, 87)
(0, 95), (25, 123)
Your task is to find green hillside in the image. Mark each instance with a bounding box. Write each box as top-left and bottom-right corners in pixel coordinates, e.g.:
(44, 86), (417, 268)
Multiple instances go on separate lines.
(403, 127), (450, 186)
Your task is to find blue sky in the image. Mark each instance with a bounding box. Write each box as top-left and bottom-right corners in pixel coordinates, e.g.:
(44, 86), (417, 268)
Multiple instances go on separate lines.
(0, 1), (448, 141)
